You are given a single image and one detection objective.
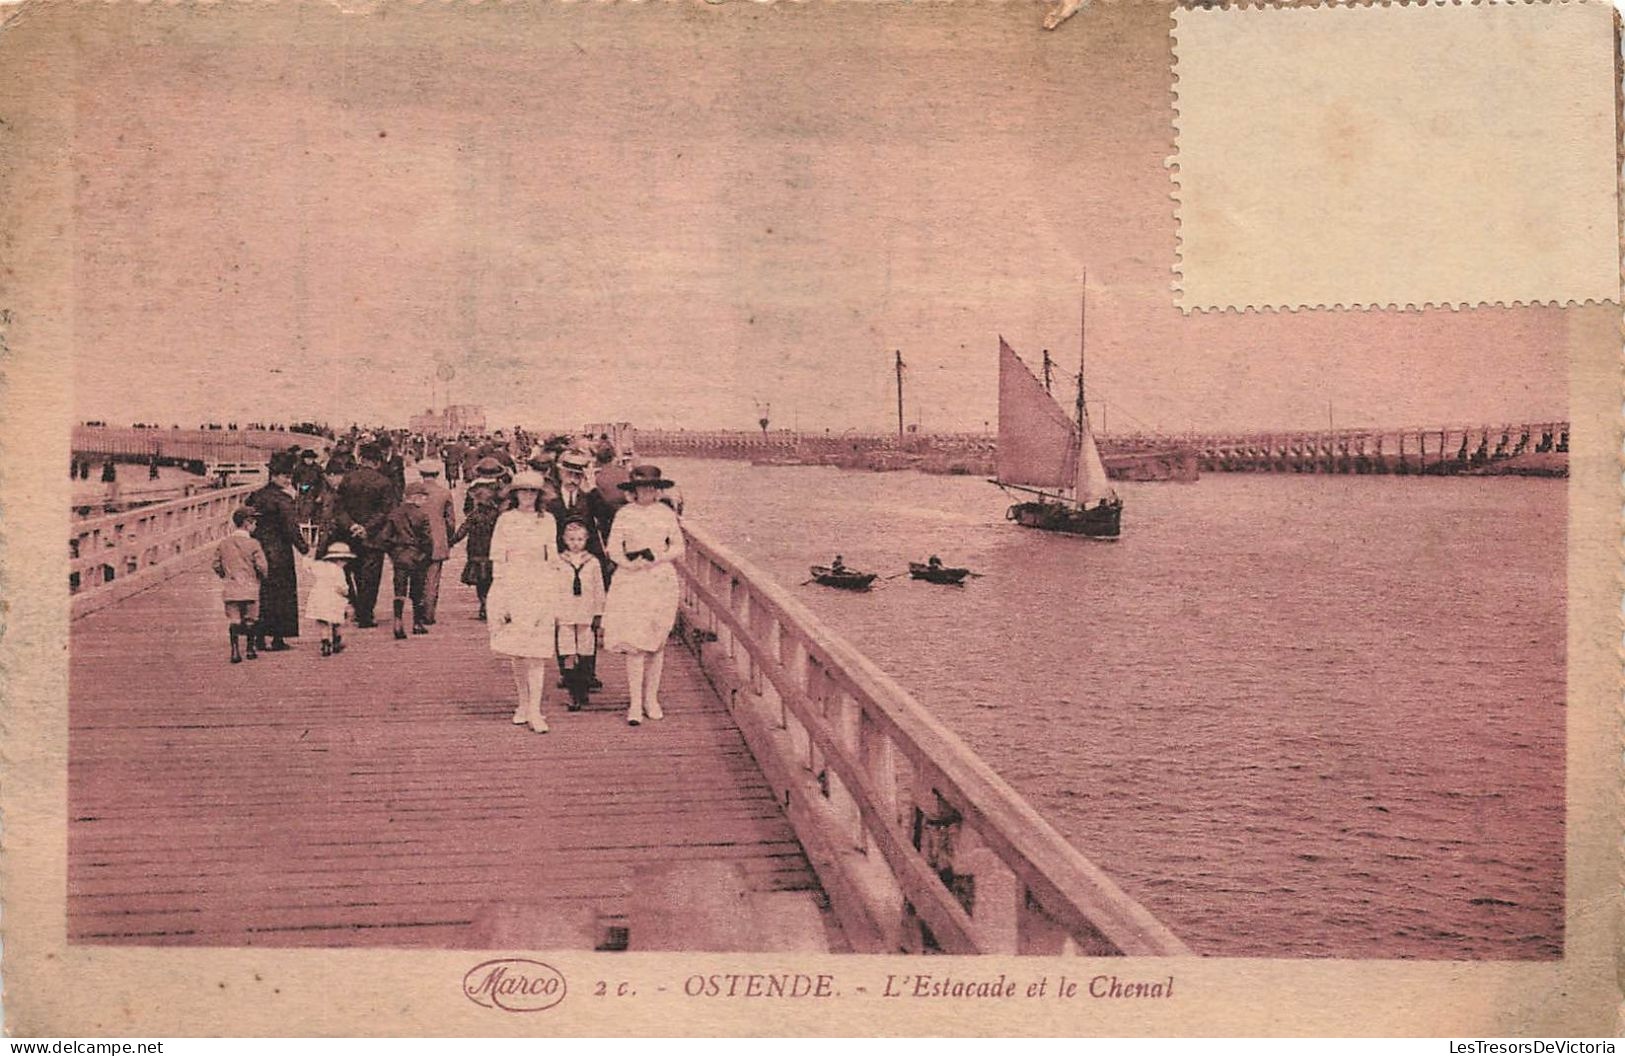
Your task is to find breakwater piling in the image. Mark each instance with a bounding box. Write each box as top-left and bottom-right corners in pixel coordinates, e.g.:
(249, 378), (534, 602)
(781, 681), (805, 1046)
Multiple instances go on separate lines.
(1186, 423), (1568, 477)
(633, 430), (1199, 482)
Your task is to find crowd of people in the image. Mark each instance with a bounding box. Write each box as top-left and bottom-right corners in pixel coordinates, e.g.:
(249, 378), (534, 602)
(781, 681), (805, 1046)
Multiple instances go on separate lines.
(212, 427), (685, 730)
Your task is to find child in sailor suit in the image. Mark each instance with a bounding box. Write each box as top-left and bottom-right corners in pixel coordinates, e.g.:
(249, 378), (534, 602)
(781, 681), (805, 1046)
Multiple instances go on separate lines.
(555, 518), (607, 712)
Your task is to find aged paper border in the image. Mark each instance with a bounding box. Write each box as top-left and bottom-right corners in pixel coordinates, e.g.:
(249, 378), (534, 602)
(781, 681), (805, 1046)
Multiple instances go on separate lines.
(1, 0), (1619, 1037)
(1169, 0), (1621, 313)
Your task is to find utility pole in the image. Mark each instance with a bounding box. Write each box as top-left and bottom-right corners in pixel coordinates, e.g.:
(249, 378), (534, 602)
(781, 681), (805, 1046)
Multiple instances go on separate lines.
(1042, 350), (1053, 394)
(895, 350), (905, 440)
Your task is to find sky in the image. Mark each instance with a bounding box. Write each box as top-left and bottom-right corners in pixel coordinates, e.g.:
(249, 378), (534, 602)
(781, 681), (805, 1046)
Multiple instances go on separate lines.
(68, 2), (1572, 435)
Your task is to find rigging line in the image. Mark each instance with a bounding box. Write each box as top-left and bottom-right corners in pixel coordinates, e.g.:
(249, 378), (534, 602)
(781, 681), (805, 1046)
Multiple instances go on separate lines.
(1051, 370), (1158, 433)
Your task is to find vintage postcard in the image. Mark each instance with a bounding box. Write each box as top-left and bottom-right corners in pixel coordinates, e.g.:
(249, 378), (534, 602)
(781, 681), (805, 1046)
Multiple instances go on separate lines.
(0, 0), (1618, 1037)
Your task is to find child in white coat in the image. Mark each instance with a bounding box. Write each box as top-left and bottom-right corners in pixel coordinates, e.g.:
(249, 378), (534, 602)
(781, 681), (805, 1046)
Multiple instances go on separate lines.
(306, 542), (354, 657)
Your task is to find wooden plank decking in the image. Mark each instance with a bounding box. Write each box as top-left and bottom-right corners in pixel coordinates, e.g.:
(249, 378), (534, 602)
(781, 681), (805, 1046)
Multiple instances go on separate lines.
(68, 551), (840, 951)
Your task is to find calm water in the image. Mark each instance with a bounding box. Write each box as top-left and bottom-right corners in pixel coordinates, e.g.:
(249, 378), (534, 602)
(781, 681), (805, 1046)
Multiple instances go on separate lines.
(662, 458), (1566, 960)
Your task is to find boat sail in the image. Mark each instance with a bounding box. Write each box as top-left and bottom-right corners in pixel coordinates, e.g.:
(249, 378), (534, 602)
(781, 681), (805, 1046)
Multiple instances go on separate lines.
(997, 336), (1078, 492)
(993, 319), (1122, 538)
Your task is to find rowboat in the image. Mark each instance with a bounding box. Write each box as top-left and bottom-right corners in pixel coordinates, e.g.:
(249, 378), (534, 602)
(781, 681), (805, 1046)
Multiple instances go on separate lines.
(809, 565), (877, 591)
(908, 561), (970, 585)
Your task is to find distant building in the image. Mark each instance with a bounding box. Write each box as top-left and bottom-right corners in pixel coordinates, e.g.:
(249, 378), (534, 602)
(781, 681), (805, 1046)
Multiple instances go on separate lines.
(409, 405), (487, 436)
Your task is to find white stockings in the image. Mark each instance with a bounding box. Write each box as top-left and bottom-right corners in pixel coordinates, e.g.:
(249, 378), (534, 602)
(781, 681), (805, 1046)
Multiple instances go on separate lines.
(510, 656), (549, 732)
(643, 647), (665, 720)
(624, 646), (667, 725)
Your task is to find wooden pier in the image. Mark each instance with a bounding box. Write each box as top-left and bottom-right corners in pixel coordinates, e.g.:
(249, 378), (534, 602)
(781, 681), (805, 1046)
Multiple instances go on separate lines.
(71, 424), (323, 474)
(1183, 422), (1569, 476)
(634, 429), (1200, 483)
(67, 488), (1189, 956)
(632, 423), (1567, 479)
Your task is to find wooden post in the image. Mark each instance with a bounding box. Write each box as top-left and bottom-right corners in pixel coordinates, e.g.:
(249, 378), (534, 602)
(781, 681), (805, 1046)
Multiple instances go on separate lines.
(905, 773), (964, 952)
(1017, 887), (1072, 955)
(784, 638), (811, 752)
(859, 710), (900, 837)
(895, 351), (905, 440)
(959, 836), (1020, 954)
(803, 655), (827, 774)
(829, 692), (865, 851)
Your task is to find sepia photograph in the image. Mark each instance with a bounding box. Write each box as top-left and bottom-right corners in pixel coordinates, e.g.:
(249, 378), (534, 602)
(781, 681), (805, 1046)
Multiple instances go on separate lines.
(4, 0), (1618, 1037)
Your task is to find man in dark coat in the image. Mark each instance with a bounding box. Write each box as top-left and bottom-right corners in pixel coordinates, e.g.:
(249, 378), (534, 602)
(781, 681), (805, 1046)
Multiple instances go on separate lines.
(378, 481), (435, 639)
(245, 452), (310, 650)
(335, 443), (397, 627)
(376, 433), (407, 502)
(545, 449), (610, 560)
(291, 447), (326, 528)
(592, 446), (630, 520)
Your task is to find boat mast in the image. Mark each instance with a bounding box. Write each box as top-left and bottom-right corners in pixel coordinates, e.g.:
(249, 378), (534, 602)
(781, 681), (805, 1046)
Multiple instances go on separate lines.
(1076, 272), (1087, 429)
(894, 350), (905, 440)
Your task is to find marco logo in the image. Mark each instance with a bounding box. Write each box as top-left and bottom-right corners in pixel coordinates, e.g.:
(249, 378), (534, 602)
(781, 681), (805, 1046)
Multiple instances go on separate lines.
(462, 959), (568, 1013)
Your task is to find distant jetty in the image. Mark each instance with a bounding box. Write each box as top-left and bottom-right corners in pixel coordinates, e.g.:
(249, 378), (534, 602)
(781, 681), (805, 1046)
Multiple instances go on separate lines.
(634, 423), (1568, 480)
(633, 429), (1200, 483)
(1185, 423), (1569, 477)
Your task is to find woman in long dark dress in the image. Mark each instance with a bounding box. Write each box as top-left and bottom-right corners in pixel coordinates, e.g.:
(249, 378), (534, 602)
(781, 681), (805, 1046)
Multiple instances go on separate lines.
(247, 452), (310, 650)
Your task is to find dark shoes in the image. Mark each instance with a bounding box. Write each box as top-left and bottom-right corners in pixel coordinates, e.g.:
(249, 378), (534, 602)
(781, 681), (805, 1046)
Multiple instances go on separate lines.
(320, 640), (332, 657)
(412, 624), (429, 635)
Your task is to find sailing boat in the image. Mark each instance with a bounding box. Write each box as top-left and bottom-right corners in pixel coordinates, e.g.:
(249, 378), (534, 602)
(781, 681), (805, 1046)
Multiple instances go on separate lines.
(992, 289), (1122, 539)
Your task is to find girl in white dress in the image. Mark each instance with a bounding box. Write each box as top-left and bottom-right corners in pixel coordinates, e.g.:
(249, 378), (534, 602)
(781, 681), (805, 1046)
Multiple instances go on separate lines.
(601, 465), (685, 726)
(486, 470), (559, 734)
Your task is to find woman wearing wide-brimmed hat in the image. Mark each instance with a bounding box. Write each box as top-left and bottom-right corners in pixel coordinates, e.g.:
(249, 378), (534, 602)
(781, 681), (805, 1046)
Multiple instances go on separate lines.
(601, 464), (685, 726)
(486, 469), (560, 733)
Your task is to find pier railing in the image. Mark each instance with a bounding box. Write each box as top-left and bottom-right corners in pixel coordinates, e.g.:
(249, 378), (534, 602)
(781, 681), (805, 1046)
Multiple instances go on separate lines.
(70, 484), (255, 620)
(675, 522), (1191, 957)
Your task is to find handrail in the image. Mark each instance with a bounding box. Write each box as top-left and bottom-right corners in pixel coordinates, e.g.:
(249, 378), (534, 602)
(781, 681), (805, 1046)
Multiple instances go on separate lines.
(675, 520), (1191, 956)
(70, 484), (256, 620)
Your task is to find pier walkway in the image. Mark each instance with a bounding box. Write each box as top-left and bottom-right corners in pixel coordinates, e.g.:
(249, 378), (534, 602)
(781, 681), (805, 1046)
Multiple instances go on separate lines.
(69, 553), (832, 951)
(68, 487), (1190, 956)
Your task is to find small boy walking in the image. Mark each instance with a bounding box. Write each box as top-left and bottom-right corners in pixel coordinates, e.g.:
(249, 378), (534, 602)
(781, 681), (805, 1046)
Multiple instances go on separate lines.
(555, 517), (607, 712)
(379, 480), (435, 640)
(306, 541), (354, 657)
(213, 507), (268, 664)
